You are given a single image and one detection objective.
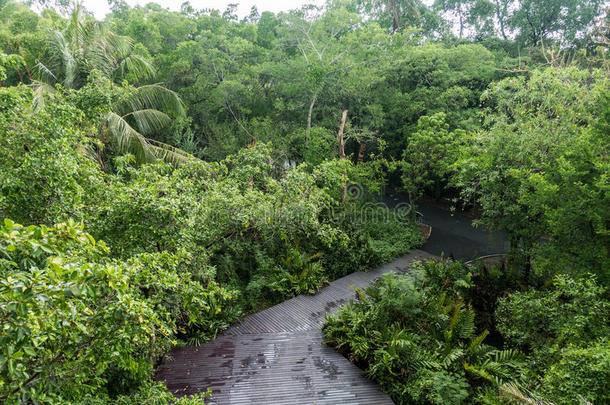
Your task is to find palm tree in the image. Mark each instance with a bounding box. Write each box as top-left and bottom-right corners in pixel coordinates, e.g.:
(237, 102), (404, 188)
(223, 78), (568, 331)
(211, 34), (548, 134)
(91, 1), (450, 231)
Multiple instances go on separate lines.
(35, 3), (193, 166)
(102, 84), (191, 166)
(36, 3), (154, 91)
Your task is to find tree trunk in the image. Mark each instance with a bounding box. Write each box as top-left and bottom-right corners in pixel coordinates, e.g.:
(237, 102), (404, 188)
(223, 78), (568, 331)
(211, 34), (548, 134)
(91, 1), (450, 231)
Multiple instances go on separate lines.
(305, 91), (318, 142)
(96, 145), (106, 172)
(337, 110), (347, 159)
(495, 0), (508, 40)
(407, 190), (417, 222)
(357, 142), (366, 164)
(390, 0), (400, 33)
(337, 109), (348, 203)
(458, 2), (464, 39)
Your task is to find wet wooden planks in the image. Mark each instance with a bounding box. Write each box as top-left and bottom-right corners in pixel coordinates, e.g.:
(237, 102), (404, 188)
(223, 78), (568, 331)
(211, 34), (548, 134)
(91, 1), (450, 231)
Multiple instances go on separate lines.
(155, 249), (436, 404)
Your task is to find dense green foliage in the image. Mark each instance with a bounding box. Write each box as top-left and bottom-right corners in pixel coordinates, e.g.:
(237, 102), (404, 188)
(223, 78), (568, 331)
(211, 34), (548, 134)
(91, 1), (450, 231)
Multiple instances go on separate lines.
(454, 67), (609, 283)
(0, 63), (421, 403)
(325, 260), (610, 404)
(325, 62), (609, 404)
(1, 0), (608, 403)
(4, 0), (605, 164)
(0, 220), (223, 404)
(324, 260), (525, 404)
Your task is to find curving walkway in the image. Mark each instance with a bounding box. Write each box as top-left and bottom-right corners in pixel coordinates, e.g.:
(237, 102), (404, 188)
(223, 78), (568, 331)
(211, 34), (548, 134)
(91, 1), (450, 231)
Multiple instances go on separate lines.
(155, 249), (437, 404)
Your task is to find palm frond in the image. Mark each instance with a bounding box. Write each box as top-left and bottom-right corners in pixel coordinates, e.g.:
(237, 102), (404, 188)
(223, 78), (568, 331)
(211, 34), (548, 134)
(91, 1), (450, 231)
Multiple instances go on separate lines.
(67, 3), (95, 52)
(35, 61), (57, 85)
(105, 111), (156, 163)
(115, 84), (185, 117)
(103, 30), (135, 60)
(105, 112), (195, 165)
(48, 30), (77, 89)
(115, 54), (156, 83)
(30, 81), (56, 111)
(147, 138), (197, 165)
(76, 142), (99, 162)
(84, 38), (117, 77)
(498, 383), (555, 405)
(123, 109), (172, 135)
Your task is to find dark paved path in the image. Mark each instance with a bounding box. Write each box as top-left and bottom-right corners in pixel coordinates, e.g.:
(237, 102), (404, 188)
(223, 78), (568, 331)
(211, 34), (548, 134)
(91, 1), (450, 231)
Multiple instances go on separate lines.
(383, 193), (509, 260)
(155, 249), (436, 404)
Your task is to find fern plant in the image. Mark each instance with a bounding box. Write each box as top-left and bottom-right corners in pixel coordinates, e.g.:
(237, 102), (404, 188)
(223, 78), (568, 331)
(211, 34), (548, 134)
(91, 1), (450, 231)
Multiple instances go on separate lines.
(323, 259), (527, 404)
(269, 247), (328, 297)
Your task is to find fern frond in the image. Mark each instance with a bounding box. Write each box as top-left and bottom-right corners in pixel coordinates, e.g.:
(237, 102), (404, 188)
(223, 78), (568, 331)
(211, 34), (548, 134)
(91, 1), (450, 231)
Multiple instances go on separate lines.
(498, 383), (554, 405)
(467, 330), (489, 354)
(464, 361), (496, 383)
(441, 348), (464, 367)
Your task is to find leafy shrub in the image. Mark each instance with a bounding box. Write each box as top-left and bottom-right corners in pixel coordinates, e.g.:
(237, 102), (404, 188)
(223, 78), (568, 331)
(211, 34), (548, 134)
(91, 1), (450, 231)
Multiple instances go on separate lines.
(322, 199), (424, 279)
(0, 219), (233, 403)
(300, 127), (335, 166)
(268, 248), (327, 297)
(495, 274), (610, 357)
(492, 273), (610, 403)
(541, 339), (610, 405)
(324, 260), (524, 404)
(81, 382), (210, 405)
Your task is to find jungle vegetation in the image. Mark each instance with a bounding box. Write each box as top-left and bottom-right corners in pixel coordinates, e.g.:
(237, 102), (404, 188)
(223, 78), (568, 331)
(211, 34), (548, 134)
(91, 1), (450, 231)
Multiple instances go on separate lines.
(0, 0), (608, 403)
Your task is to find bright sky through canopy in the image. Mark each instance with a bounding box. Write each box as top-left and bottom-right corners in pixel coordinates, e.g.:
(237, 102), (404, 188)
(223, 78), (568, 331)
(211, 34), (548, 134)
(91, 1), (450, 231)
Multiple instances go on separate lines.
(82, 0), (326, 19)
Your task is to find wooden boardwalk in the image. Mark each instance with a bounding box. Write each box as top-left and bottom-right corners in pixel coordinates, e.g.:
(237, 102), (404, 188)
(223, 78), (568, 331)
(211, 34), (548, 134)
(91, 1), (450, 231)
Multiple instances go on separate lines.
(155, 249), (436, 404)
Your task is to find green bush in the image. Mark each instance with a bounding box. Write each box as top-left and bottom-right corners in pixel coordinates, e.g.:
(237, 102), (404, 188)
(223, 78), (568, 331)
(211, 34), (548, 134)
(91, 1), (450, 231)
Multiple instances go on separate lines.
(541, 339), (610, 405)
(81, 382), (210, 405)
(325, 260), (610, 404)
(495, 274), (610, 357)
(0, 219), (233, 403)
(321, 199), (424, 279)
(301, 127), (335, 166)
(324, 260), (525, 404)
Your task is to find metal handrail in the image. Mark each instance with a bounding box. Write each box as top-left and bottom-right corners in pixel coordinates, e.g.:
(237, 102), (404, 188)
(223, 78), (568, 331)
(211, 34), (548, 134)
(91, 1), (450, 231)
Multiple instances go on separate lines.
(464, 253), (507, 266)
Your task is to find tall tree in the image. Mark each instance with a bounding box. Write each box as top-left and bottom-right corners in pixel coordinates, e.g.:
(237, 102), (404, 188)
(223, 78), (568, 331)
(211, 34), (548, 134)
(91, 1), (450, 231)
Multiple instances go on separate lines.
(35, 4), (191, 165)
(278, 5), (363, 140)
(356, 0), (422, 32)
(508, 0), (604, 46)
(434, 0), (470, 38)
(36, 3), (154, 90)
(454, 68), (609, 279)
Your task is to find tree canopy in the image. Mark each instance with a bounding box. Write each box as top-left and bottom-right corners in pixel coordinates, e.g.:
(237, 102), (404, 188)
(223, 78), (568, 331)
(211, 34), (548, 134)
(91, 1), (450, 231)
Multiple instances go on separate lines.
(0, 0), (608, 403)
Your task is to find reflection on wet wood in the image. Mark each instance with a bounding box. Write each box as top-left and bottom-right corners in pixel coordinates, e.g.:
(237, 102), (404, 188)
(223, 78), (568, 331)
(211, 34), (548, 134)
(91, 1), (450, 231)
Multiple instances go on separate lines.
(155, 249), (436, 405)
